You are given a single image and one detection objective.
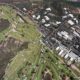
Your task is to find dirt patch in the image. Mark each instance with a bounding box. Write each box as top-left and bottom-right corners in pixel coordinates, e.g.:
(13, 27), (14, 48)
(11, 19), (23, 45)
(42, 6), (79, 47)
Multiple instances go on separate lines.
(42, 72), (52, 80)
(42, 69), (52, 80)
(0, 37), (28, 79)
(0, 18), (10, 32)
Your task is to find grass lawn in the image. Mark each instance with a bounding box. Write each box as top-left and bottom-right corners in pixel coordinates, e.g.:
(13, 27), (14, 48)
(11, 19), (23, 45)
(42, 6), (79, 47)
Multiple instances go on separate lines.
(4, 7), (42, 80)
(0, 5), (40, 80)
(4, 42), (42, 80)
(0, 27), (10, 41)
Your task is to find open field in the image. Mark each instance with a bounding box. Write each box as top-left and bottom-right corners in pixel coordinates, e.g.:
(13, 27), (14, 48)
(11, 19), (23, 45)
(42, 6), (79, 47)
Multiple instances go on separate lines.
(2, 5), (42, 80)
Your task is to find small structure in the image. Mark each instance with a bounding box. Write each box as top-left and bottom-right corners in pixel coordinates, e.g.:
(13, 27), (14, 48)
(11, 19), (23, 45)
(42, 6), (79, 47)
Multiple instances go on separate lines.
(68, 20), (74, 25)
(44, 16), (50, 21)
(46, 7), (51, 11)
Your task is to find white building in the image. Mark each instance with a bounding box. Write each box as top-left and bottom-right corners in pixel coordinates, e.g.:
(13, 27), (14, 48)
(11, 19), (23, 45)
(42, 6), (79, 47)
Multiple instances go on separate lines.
(68, 20), (74, 25)
(44, 23), (50, 27)
(46, 7), (51, 11)
(44, 16), (50, 21)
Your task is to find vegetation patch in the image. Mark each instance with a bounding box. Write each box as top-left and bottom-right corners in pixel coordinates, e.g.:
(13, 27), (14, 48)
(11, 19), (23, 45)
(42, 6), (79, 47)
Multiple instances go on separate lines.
(0, 37), (28, 79)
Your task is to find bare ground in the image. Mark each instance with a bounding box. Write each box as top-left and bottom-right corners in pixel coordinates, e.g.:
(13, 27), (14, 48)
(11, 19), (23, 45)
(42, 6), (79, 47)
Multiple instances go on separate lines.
(0, 37), (28, 79)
